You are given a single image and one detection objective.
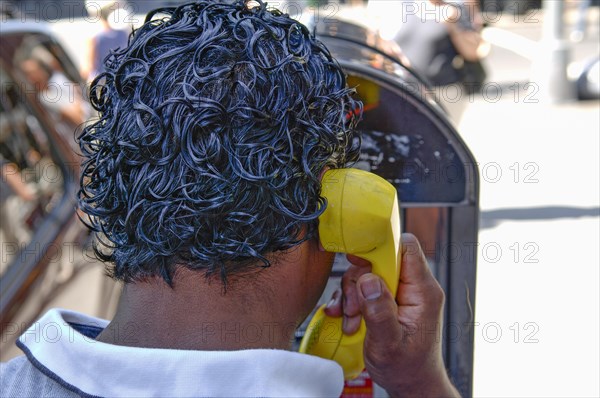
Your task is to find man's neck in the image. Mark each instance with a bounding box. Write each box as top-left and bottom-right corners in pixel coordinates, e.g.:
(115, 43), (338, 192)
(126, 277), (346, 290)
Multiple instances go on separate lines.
(95, 269), (301, 351)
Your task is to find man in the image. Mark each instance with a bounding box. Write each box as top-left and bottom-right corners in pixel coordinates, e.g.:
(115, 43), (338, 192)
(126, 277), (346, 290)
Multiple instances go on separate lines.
(81, 0), (129, 81)
(394, 0), (487, 124)
(20, 58), (86, 129)
(20, 57), (88, 159)
(1, 1), (460, 396)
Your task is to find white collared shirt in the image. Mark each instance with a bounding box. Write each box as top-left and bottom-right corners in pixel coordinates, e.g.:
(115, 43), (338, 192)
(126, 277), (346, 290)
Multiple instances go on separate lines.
(1, 309), (344, 397)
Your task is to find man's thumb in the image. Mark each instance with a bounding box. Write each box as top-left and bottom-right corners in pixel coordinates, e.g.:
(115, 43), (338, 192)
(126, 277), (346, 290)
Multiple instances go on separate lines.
(357, 273), (402, 345)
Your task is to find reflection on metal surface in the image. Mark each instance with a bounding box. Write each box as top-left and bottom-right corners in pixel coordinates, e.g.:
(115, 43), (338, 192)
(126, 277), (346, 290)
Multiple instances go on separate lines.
(351, 78), (472, 205)
(0, 25), (104, 357)
(0, 66), (65, 274)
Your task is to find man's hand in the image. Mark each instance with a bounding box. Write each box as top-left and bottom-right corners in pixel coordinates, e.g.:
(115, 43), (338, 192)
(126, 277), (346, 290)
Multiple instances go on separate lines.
(324, 233), (460, 397)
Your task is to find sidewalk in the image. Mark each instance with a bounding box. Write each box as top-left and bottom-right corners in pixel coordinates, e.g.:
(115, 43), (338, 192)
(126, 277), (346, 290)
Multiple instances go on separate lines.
(458, 11), (600, 397)
(462, 96), (600, 397)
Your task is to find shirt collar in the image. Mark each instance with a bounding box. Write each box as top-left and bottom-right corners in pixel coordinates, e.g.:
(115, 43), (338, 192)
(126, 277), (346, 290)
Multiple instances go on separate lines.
(17, 308), (344, 397)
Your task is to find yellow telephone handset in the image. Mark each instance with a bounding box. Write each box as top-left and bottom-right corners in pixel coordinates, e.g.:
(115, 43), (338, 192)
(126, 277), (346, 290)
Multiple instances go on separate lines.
(299, 168), (402, 380)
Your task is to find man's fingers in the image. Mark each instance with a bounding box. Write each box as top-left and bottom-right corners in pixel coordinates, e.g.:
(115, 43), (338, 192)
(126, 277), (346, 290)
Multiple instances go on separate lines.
(324, 288), (342, 317)
(346, 254), (371, 268)
(400, 233), (437, 286)
(397, 233), (446, 311)
(357, 273), (402, 353)
(341, 264), (370, 334)
(357, 240), (457, 397)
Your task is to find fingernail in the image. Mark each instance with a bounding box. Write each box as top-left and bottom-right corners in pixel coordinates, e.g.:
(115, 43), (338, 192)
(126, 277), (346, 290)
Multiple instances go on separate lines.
(326, 298), (335, 309)
(360, 276), (381, 300)
(326, 289), (341, 309)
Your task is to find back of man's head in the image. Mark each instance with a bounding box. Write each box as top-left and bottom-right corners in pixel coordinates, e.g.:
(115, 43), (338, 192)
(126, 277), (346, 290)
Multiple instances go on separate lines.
(79, 0), (361, 286)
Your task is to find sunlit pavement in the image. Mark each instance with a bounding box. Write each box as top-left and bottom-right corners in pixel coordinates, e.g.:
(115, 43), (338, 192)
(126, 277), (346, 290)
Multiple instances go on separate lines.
(462, 98), (599, 398)
(458, 13), (600, 397)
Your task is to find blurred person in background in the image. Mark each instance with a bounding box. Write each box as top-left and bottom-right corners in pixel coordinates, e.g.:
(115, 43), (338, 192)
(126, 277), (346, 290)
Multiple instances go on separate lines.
(571, 0), (592, 42)
(394, 0), (489, 124)
(21, 58), (86, 128)
(0, 157), (37, 260)
(81, 0), (129, 81)
(20, 57), (87, 158)
(1, 65), (58, 269)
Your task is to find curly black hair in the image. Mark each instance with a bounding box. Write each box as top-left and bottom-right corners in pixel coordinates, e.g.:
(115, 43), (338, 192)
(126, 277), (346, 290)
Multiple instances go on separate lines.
(78, 0), (361, 286)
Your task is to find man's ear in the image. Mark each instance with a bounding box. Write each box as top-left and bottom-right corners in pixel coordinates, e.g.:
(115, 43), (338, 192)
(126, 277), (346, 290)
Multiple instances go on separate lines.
(317, 236), (326, 252)
(317, 166), (331, 252)
(318, 166), (331, 181)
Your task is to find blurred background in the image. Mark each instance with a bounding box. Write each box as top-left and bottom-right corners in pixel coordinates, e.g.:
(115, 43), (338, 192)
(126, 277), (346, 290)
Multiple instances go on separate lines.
(0, 1), (598, 397)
